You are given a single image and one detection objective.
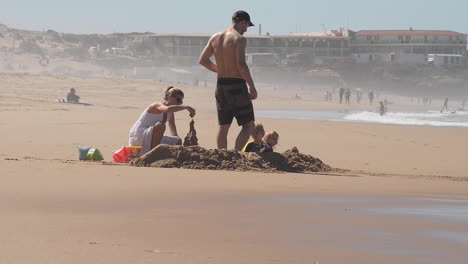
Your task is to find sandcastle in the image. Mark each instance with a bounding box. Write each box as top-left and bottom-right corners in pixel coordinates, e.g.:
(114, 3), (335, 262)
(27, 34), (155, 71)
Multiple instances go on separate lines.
(183, 119), (198, 147)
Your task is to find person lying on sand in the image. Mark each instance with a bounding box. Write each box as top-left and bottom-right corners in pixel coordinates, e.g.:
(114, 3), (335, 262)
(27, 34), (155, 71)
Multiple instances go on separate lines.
(243, 123), (265, 152)
(128, 86), (196, 156)
(262, 131), (279, 153)
(67, 88), (80, 103)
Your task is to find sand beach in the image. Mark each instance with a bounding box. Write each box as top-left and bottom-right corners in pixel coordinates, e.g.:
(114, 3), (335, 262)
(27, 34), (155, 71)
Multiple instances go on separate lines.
(1, 73), (468, 264)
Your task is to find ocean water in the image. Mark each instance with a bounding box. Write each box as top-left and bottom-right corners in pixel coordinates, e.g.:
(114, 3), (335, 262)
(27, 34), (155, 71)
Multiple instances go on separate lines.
(344, 110), (468, 128)
(256, 109), (468, 128)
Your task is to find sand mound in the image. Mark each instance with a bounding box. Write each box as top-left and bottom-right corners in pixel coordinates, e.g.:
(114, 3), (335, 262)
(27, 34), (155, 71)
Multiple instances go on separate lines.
(130, 145), (331, 173)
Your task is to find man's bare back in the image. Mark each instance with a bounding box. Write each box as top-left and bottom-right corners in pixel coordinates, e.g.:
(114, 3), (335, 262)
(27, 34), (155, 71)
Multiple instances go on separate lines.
(210, 30), (244, 79)
(199, 14), (256, 99)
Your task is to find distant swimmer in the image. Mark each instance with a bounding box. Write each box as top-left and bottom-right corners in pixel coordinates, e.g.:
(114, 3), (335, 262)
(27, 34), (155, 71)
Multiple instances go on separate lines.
(199, 10), (257, 151)
(441, 97), (449, 113)
(379, 101), (386, 116)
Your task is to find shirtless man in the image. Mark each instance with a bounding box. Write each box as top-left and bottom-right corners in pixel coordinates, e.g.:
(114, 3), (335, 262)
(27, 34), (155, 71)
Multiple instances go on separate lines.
(199, 10), (257, 151)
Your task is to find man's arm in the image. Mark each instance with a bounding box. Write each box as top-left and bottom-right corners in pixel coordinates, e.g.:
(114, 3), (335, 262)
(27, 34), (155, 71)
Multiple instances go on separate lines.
(199, 36), (218, 73)
(236, 37), (257, 100)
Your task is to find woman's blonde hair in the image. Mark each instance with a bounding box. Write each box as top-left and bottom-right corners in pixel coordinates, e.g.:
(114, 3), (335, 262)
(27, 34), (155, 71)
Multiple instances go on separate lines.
(263, 131), (279, 143)
(164, 86), (184, 101)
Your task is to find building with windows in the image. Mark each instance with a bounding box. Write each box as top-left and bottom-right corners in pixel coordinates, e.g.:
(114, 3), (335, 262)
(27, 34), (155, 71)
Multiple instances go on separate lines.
(350, 30), (467, 64)
(137, 32), (350, 66)
(128, 29), (467, 66)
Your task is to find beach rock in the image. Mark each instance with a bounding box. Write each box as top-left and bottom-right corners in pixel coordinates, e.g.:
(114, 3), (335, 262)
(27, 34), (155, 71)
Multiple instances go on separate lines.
(130, 145), (332, 173)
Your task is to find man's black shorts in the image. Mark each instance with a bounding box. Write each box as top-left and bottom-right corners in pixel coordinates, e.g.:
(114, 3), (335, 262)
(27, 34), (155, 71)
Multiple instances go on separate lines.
(215, 78), (255, 126)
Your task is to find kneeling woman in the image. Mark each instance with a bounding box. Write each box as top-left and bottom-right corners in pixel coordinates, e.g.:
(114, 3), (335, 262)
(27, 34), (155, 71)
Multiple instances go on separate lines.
(129, 86), (196, 155)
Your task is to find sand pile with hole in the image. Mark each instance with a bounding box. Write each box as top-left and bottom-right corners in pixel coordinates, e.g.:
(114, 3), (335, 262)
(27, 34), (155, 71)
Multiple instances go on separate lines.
(130, 145), (332, 173)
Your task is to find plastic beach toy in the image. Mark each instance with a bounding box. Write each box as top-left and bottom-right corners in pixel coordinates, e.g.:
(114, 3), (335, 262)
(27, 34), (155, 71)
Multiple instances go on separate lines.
(113, 146), (141, 163)
(87, 148), (104, 161)
(127, 146), (142, 158)
(78, 147), (92, 160)
(113, 147), (130, 163)
(78, 147), (104, 161)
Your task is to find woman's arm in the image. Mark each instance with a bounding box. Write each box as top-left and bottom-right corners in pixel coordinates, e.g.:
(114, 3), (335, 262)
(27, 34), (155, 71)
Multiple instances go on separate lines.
(158, 104), (195, 117)
(147, 103), (196, 117)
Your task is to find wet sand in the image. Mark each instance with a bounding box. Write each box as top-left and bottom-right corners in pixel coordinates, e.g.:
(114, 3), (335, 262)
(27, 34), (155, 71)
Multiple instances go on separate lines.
(1, 73), (468, 263)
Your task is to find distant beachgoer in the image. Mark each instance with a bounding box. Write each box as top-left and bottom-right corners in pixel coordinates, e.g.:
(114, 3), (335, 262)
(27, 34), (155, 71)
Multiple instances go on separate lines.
(379, 101), (386, 116)
(339, 87), (345, 104)
(67, 88), (80, 103)
(356, 89), (362, 104)
(243, 123), (266, 152)
(128, 86), (196, 156)
(441, 97), (449, 113)
(345, 88), (351, 105)
(368, 91), (374, 105)
(199, 10), (257, 151)
(262, 131), (279, 152)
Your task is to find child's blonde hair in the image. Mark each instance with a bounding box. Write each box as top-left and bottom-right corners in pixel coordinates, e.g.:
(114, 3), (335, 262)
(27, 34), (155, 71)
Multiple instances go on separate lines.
(263, 131), (279, 143)
(253, 123), (265, 136)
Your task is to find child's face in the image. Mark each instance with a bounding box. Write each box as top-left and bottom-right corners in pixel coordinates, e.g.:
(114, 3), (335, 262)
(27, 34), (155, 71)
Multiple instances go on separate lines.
(252, 130), (264, 142)
(267, 135), (279, 146)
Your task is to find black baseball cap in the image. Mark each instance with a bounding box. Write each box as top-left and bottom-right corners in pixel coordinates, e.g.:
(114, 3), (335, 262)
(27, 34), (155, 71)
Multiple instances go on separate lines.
(232, 10), (254, 27)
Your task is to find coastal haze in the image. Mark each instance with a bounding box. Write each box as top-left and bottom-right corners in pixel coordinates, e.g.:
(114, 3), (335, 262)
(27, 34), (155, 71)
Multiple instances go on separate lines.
(1, 2), (468, 264)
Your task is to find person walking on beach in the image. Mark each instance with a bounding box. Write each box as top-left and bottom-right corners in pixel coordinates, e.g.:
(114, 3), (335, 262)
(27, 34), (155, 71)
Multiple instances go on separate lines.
(339, 87), (345, 104)
(368, 90), (374, 105)
(356, 89), (362, 104)
(345, 88), (351, 105)
(199, 10), (257, 150)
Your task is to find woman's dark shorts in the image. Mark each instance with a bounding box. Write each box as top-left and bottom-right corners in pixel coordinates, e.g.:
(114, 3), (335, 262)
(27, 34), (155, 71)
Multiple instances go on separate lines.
(215, 78), (255, 126)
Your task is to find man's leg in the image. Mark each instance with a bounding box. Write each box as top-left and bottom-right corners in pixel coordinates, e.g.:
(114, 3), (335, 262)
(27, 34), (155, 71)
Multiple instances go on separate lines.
(217, 125), (230, 149)
(235, 121), (254, 151)
(151, 122), (166, 149)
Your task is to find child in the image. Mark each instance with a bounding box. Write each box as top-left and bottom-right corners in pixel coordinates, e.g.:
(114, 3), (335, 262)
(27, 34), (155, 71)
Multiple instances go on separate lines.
(262, 131), (279, 152)
(243, 123), (266, 152)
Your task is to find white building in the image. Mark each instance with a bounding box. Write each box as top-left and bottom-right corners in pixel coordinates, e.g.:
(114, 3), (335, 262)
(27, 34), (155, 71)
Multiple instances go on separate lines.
(351, 30), (467, 65)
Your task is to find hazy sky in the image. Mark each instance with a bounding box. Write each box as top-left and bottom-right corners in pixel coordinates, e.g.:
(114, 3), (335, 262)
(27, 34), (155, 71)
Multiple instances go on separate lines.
(1, 0), (467, 35)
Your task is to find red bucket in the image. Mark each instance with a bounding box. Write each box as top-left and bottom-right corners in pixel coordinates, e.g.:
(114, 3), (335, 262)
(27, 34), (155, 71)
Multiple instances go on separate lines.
(113, 146), (131, 163)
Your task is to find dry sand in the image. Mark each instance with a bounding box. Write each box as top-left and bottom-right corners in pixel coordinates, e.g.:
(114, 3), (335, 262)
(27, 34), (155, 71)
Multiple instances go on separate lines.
(1, 73), (468, 264)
